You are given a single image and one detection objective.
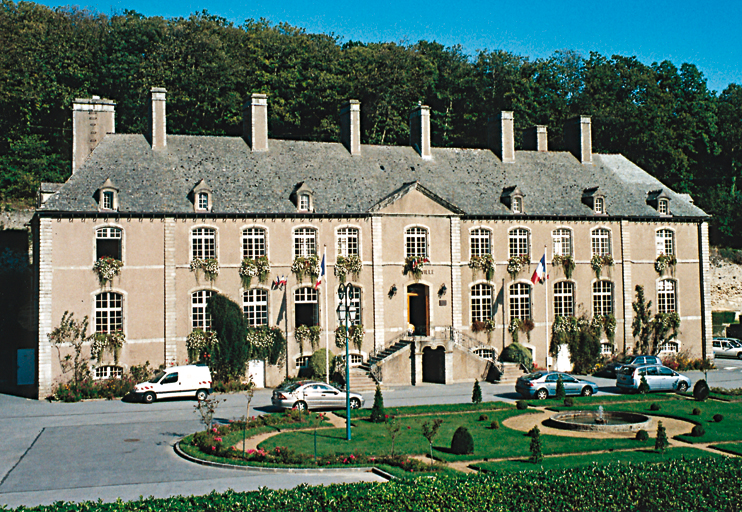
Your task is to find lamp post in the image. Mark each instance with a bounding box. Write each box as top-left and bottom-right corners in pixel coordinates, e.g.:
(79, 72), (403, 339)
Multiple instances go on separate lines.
(337, 283), (356, 441)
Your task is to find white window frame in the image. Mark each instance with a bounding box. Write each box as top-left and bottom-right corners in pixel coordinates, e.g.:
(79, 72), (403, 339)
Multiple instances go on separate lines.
(95, 292), (123, 334)
(473, 348), (496, 360)
(552, 228), (572, 257)
(405, 226), (429, 258)
(512, 196), (523, 213)
(296, 355), (311, 368)
(553, 281), (574, 318)
(299, 193), (311, 212)
(592, 280), (613, 317)
(243, 288), (268, 327)
(336, 227), (360, 257)
(95, 226), (123, 261)
(509, 282), (531, 321)
(191, 227), (217, 260)
(600, 343), (613, 355)
(469, 227), (492, 258)
(657, 279), (676, 314)
(659, 341), (679, 353)
(658, 199), (669, 215)
(508, 228), (530, 258)
(192, 289), (214, 330)
(93, 365), (123, 380)
(293, 227), (317, 258)
(656, 228), (675, 257)
(242, 227), (267, 259)
(594, 197), (604, 214)
(197, 192), (209, 211)
(470, 283), (493, 323)
(102, 191), (114, 210)
(591, 228), (611, 256)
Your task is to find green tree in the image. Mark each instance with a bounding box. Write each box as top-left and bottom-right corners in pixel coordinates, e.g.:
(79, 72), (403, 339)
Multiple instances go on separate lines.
(308, 349), (333, 381)
(528, 426), (543, 463)
(421, 418), (443, 464)
(472, 379), (482, 404)
(206, 293), (249, 381)
(48, 311), (90, 385)
(369, 384), (386, 423)
(655, 421), (669, 453)
(555, 376), (566, 400)
(632, 285), (681, 355)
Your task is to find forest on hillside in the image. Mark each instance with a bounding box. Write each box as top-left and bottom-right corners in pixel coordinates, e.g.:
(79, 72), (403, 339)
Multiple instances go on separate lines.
(1, 1), (741, 246)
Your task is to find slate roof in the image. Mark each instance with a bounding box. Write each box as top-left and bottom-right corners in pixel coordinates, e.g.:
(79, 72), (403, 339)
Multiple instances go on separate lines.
(41, 134), (708, 219)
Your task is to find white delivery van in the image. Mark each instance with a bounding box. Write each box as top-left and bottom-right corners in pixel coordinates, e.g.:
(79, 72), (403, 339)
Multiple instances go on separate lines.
(133, 364), (212, 403)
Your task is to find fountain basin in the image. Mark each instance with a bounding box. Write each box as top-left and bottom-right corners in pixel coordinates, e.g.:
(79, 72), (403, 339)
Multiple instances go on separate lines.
(549, 410), (651, 432)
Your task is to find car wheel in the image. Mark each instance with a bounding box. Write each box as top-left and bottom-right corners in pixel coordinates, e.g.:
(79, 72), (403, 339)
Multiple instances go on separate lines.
(677, 382), (688, 393)
(535, 389), (548, 400)
(195, 389), (208, 401)
(350, 397), (361, 409)
(293, 401), (307, 411)
(581, 387), (594, 397)
(143, 392), (156, 404)
(738, 353), (742, 360)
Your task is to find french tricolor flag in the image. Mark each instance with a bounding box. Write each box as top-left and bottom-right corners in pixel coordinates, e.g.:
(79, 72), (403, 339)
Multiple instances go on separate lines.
(315, 254), (326, 290)
(531, 254), (548, 284)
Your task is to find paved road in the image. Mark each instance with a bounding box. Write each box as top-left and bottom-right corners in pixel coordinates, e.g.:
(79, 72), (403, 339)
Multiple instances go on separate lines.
(2, 364), (741, 509)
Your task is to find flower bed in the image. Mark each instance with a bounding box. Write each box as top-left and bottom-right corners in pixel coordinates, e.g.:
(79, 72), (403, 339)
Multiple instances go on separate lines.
(403, 256), (429, 279)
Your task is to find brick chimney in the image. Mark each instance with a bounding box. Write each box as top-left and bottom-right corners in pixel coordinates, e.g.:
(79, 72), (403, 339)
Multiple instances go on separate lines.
(72, 96), (115, 173)
(523, 125), (548, 152)
(340, 100), (361, 156)
(409, 104), (432, 159)
(564, 115), (592, 164)
(148, 87), (167, 151)
(488, 111), (515, 163)
(243, 93), (268, 151)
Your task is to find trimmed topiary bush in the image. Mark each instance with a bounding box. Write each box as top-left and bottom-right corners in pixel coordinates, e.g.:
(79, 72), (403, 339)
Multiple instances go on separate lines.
(636, 429), (649, 441)
(693, 379), (710, 401)
(692, 424), (706, 437)
(472, 379), (482, 404)
(501, 342), (533, 369)
(478, 414), (488, 421)
(563, 397), (574, 407)
(692, 407), (701, 415)
(555, 376), (566, 400)
(638, 375), (649, 394)
(451, 426), (474, 455)
(714, 414), (724, 423)
(650, 403), (660, 411)
(490, 420), (500, 430)
(369, 384), (386, 423)
(308, 349), (334, 381)
(516, 400), (528, 410)
(528, 426), (543, 463)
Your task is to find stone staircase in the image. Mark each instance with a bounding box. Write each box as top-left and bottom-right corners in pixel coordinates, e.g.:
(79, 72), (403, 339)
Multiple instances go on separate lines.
(491, 361), (528, 384)
(351, 338), (413, 390)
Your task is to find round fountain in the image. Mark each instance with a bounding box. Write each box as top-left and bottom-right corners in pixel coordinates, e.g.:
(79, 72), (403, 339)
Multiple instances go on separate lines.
(549, 406), (651, 433)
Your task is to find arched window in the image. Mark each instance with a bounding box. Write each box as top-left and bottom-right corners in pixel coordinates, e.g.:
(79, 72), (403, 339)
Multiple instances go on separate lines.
(508, 228), (529, 258)
(473, 348), (495, 360)
(470, 283), (493, 323)
(552, 229), (572, 257)
(656, 229), (675, 257)
(405, 227), (428, 258)
(243, 288), (268, 326)
(509, 283), (531, 321)
(95, 292), (123, 333)
(192, 290), (214, 330)
(299, 193), (311, 211)
(470, 228), (491, 258)
(592, 281), (613, 316)
(658, 199), (669, 215)
(591, 228), (611, 256)
(96, 226), (122, 260)
(191, 227), (216, 260)
(337, 227), (360, 257)
(242, 228), (266, 259)
(657, 279), (676, 313)
(294, 227), (317, 258)
(295, 287), (319, 327)
(553, 281), (574, 318)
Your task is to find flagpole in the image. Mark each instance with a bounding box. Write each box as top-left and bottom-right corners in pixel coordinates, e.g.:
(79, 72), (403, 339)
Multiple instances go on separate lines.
(323, 245), (330, 384)
(544, 244), (549, 370)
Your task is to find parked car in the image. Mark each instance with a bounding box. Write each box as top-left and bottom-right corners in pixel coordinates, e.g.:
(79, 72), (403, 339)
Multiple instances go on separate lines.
(604, 355), (663, 377)
(713, 337), (742, 358)
(616, 364), (690, 393)
(133, 364), (213, 403)
(515, 371), (599, 400)
(272, 381), (364, 411)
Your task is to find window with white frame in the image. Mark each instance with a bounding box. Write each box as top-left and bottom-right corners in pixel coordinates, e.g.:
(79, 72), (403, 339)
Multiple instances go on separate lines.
(658, 199), (669, 215)
(473, 348), (496, 360)
(197, 192), (209, 211)
(296, 355), (311, 368)
(191, 227), (216, 260)
(509, 283), (531, 321)
(339, 353), (364, 367)
(242, 228), (266, 259)
(592, 281), (613, 316)
(659, 341), (679, 353)
(295, 286), (319, 327)
(657, 279), (676, 313)
(470, 228), (491, 257)
(337, 227), (359, 257)
(102, 191), (115, 210)
(95, 292), (123, 333)
(293, 227), (317, 258)
(553, 281), (575, 318)
(405, 227), (428, 258)
(594, 197), (605, 214)
(591, 228), (611, 256)
(192, 290), (214, 330)
(552, 229), (572, 257)
(601, 343), (613, 355)
(299, 193), (311, 211)
(656, 229), (675, 257)
(96, 226), (122, 260)
(508, 228), (529, 258)
(512, 196), (523, 213)
(93, 365), (123, 380)
(338, 285), (362, 326)
(470, 283), (493, 323)
(243, 288), (268, 327)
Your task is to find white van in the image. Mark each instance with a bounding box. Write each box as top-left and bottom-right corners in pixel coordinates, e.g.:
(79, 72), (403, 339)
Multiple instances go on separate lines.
(133, 364), (212, 403)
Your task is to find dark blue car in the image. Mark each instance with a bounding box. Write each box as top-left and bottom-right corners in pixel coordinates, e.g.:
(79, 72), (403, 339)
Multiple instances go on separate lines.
(516, 371), (599, 400)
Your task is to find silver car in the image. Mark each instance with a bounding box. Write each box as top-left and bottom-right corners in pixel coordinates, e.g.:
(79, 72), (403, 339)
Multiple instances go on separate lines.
(616, 364), (691, 393)
(713, 338), (742, 359)
(271, 381), (364, 411)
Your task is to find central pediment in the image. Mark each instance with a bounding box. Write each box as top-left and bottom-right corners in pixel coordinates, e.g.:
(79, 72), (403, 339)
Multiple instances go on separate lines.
(368, 181), (464, 215)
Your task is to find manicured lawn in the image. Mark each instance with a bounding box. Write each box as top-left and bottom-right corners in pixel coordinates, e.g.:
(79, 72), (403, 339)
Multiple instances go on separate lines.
(711, 442), (742, 456)
(472, 446), (727, 473)
(524, 392), (686, 408)
(337, 400), (513, 419)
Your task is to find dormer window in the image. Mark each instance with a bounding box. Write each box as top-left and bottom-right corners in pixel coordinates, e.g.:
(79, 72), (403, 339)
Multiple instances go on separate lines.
(299, 193), (311, 211)
(500, 186), (524, 214)
(582, 186), (606, 215)
(512, 196), (522, 214)
(658, 199), (669, 215)
(647, 189), (671, 215)
(190, 179), (212, 213)
(102, 191), (114, 210)
(290, 182), (314, 213)
(96, 178), (118, 212)
(594, 197), (604, 214)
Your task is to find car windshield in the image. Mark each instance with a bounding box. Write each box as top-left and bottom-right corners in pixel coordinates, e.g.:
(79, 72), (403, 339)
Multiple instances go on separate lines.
(620, 356), (635, 363)
(728, 339), (742, 348)
(283, 382), (302, 393)
(149, 371), (166, 383)
(522, 372), (546, 381)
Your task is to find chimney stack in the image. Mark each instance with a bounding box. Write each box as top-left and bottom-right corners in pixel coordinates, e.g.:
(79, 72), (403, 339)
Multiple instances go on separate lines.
(564, 115), (592, 164)
(340, 100), (361, 156)
(409, 104), (432, 159)
(488, 111), (515, 163)
(148, 87), (167, 151)
(72, 96), (115, 173)
(243, 93), (268, 151)
(523, 125), (548, 152)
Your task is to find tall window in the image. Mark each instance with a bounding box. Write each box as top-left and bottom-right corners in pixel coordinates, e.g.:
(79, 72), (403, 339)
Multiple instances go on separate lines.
(591, 228), (611, 256)
(102, 191), (114, 210)
(192, 290), (214, 330)
(243, 288), (268, 326)
(192, 227), (216, 260)
(471, 283), (493, 323)
(509, 283), (531, 321)
(95, 292), (123, 333)
(338, 285), (362, 326)
(197, 192), (209, 211)
(553, 281), (574, 317)
(242, 228), (266, 259)
(470, 228), (491, 257)
(552, 229), (572, 257)
(405, 227), (428, 258)
(657, 279), (676, 313)
(512, 196), (523, 213)
(509, 228), (529, 258)
(337, 227), (359, 257)
(294, 287), (319, 327)
(658, 199), (669, 215)
(592, 281), (613, 316)
(594, 197), (604, 214)
(294, 228), (317, 258)
(299, 193), (311, 211)
(96, 226), (122, 260)
(656, 229), (675, 257)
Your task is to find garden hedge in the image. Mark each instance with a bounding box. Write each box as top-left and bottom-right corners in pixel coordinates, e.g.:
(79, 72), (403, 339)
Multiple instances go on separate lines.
(8, 457), (742, 511)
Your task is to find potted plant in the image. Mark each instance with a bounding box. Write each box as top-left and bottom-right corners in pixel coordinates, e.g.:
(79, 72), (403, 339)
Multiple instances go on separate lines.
(552, 254), (575, 279)
(335, 324), (365, 351)
(334, 255), (363, 283)
(655, 253), (677, 274)
(469, 253), (495, 280)
(90, 329), (126, 364)
(403, 256), (429, 280)
(590, 254), (614, 278)
(186, 328), (219, 362)
(239, 255), (271, 288)
(92, 256), (123, 286)
(190, 258), (220, 281)
(291, 255), (321, 281)
(507, 255), (530, 280)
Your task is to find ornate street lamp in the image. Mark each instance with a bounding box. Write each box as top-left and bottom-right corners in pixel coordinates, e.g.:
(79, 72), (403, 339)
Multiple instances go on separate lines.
(337, 283), (357, 441)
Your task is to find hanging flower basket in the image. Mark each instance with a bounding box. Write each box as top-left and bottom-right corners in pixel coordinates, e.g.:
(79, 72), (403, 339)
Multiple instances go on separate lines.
(335, 324), (365, 351)
(508, 317), (534, 344)
(92, 256), (123, 286)
(291, 255), (321, 281)
(507, 255), (530, 280)
(245, 325), (286, 365)
(404, 256), (429, 280)
(91, 330), (126, 364)
(334, 255), (363, 283)
(190, 258), (220, 281)
(239, 256), (271, 288)
(471, 319), (496, 334)
(654, 253), (677, 274)
(186, 329), (219, 362)
(552, 255), (575, 279)
(295, 325), (321, 353)
(469, 254), (495, 281)
(590, 254), (614, 278)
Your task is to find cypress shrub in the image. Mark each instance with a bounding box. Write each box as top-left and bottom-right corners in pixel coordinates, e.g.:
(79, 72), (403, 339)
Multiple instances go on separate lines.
(529, 426), (543, 463)
(692, 407), (701, 415)
(555, 376), (566, 400)
(638, 375), (650, 394)
(655, 421), (669, 453)
(472, 379), (482, 404)
(369, 384), (386, 423)
(206, 294), (249, 381)
(451, 426), (474, 455)
(693, 380), (710, 401)
(650, 403), (660, 411)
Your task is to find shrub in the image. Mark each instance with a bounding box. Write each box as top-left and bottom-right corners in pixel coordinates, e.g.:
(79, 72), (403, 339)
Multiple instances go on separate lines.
(555, 376), (566, 400)
(516, 400), (528, 410)
(206, 294), (249, 381)
(490, 420), (500, 430)
(369, 385), (386, 423)
(650, 403), (661, 411)
(472, 379), (482, 404)
(308, 349), (334, 381)
(692, 424), (706, 437)
(655, 421), (669, 453)
(694, 380), (710, 401)
(638, 375), (649, 394)
(714, 414), (724, 423)
(501, 342), (533, 369)
(528, 426), (543, 463)
(636, 429), (649, 441)
(563, 397), (574, 407)
(450, 426), (474, 455)
(478, 414), (488, 421)
(692, 408), (701, 415)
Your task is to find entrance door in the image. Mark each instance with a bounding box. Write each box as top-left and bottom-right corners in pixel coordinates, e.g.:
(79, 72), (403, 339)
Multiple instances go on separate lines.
(422, 346), (445, 383)
(407, 284), (429, 336)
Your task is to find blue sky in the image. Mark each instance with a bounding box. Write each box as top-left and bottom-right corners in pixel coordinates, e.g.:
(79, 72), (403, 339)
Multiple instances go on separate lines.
(36, 0), (741, 94)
